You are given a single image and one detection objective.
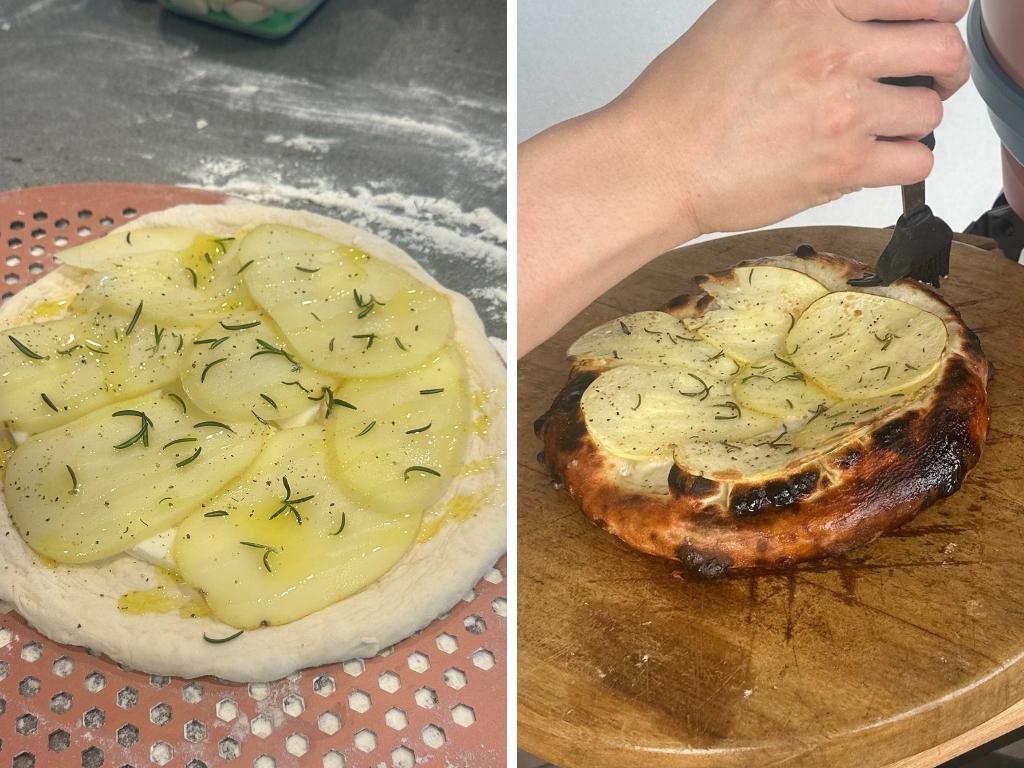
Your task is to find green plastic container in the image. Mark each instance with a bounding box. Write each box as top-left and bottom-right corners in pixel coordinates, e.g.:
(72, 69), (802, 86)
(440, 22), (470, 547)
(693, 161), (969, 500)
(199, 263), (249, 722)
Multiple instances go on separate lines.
(158, 0), (327, 40)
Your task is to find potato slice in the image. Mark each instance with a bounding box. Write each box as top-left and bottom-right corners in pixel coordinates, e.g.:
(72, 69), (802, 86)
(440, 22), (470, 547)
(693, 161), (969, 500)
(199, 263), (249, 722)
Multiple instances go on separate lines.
(180, 310), (335, 423)
(674, 435), (813, 479)
(568, 311), (740, 378)
(787, 291), (947, 398)
(1, 313), (188, 433)
(173, 427), (421, 628)
(327, 347), (470, 515)
(57, 227), (210, 270)
(689, 266), (828, 363)
(732, 356), (836, 419)
(581, 365), (778, 460)
(79, 237), (249, 326)
(5, 392), (267, 564)
(240, 224), (454, 377)
(789, 393), (911, 449)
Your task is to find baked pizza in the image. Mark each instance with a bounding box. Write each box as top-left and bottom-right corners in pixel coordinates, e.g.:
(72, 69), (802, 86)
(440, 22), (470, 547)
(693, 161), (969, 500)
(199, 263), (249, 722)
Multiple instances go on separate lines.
(0, 202), (505, 681)
(536, 248), (990, 576)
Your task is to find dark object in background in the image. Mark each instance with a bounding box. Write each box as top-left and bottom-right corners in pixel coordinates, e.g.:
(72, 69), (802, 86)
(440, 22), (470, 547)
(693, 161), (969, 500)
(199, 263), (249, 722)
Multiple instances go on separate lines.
(965, 193), (1024, 263)
(968, 1), (1024, 228)
(157, 0), (327, 39)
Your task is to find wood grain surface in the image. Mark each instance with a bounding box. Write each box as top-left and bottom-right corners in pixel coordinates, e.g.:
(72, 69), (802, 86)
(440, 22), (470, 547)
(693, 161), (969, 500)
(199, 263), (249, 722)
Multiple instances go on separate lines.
(518, 226), (1024, 768)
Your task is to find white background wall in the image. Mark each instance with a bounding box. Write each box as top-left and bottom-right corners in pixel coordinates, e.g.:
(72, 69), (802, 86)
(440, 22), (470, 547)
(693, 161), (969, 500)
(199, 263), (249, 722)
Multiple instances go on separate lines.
(518, 0), (1004, 238)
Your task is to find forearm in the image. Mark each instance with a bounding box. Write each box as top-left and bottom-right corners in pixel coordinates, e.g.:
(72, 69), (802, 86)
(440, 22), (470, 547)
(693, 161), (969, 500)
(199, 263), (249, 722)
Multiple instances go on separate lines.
(517, 105), (701, 357)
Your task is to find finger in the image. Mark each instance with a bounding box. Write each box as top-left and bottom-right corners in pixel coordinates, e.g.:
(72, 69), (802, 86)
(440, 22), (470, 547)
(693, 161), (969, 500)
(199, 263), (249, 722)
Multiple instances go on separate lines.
(864, 83), (943, 139)
(856, 21), (969, 99)
(856, 140), (935, 188)
(834, 0), (968, 23)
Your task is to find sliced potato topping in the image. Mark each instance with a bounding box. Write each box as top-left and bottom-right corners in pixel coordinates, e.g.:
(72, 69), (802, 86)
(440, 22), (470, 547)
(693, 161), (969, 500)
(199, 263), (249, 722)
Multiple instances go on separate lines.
(1, 313), (187, 433)
(327, 347), (470, 516)
(568, 311), (739, 377)
(5, 392), (268, 563)
(74, 236), (248, 326)
(788, 291), (947, 398)
(581, 365), (778, 460)
(4, 221), (478, 628)
(577, 264), (946, 478)
(57, 227), (207, 270)
(173, 427), (421, 628)
(688, 266), (829, 362)
(180, 309), (335, 423)
(240, 224), (453, 377)
(732, 356), (836, 420)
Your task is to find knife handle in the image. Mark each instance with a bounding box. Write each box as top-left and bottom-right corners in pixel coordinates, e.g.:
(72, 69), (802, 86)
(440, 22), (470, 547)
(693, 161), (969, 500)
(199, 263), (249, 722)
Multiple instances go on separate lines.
(879, 75), (936, 150)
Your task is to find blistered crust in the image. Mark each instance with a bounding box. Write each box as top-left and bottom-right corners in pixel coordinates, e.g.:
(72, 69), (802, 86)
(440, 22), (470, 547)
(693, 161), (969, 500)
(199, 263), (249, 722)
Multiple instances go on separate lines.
(538, 251), (990, 575)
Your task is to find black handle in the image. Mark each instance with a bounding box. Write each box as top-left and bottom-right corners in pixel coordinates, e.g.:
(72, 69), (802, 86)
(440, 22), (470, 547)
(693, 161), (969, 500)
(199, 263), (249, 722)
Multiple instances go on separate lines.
(879, 75), (936, 150)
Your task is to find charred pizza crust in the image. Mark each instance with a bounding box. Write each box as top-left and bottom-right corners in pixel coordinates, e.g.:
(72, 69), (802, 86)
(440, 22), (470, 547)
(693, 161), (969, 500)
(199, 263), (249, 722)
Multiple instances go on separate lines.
(536, 250), (991, 576)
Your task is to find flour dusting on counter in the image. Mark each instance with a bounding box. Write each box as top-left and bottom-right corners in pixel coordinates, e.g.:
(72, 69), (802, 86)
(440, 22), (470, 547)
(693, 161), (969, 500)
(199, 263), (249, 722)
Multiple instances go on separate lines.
(188, 160), (507, 331)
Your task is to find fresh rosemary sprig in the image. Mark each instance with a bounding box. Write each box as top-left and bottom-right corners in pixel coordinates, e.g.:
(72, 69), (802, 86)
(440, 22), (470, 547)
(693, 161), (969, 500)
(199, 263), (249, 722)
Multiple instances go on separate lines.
(270, 476), (314, 525)
(419, 388), (444, 395)
(713, 401), (741, 420)
(66, 465), (79, 495)
(353, 289), (386, 318)
(631, 394), (642, 411)
(56, 344), (81, 356)
(773, 353), (794, 368)
(240, 541), (277, 573)
(176, 447), (202, 467)
(236, 260), (254, 275)
(185, 267), (198, 288)
(678, 373), (710, 401)
(295, 266), (320, 273)
(204, 629), (244, 644)
(8, 335), (48, 360)
(113, 409), (154, 449)
(870, 364), (892, 380)
(167, 393), (187, 414)
(194, 420), (234, 433)
(125, 301), (143, 336)
(260, 393), (278, 410)
(250, 338), (300, 368)
(806, 402), (828, 423)
(194, 336), (229, 349)
(404, 466), (441, 480)
(395, 337), (408, 351)
(40, 393), (58, 412)
(707, 350), (726, 362)
(329, 337), (335, 352)
(357, 421), (376, 436)
(204, 510), (229, 518)
(874, 332), (898, 351)
(330, 513), (347, 536)
(829, 331), (848, 340)
(307, 386), (356, 418)
(281, 380), (311, 393)
(618, 320), (631, 336)
(251, 410), (270, 425)
(201, 358), (227, 383)
(405, 422), (431, 434)
(220, 319), (261, 331)
(352, 333), (376, 350)
(162, 437), (197, 450)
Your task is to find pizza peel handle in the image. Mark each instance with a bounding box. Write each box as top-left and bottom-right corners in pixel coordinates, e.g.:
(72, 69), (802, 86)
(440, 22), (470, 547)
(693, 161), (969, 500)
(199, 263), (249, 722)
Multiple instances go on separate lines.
(848, 75), (954, 289)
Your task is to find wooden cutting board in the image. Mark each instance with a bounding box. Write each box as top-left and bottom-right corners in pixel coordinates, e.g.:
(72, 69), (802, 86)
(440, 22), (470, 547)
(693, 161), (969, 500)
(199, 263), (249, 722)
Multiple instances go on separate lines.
(518, 226), (1024, 768)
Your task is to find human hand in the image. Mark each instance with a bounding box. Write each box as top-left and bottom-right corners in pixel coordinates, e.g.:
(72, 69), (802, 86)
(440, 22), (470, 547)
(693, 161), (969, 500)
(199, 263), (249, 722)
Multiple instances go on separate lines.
(608, 0), (971, 236)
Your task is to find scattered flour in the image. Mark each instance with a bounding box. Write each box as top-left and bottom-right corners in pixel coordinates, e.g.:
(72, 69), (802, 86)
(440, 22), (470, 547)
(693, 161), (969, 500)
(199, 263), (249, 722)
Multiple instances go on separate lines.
(186, 160), (507, 330)
(263, 133), (335, 154)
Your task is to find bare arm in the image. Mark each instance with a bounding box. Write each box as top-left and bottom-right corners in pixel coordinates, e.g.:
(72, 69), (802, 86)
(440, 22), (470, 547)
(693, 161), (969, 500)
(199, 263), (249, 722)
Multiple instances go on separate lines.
(518, 0), (971, 356)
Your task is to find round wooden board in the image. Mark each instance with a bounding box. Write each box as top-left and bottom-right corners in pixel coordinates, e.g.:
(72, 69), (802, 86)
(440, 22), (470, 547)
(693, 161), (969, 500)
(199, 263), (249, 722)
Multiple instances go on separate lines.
(517, 226), (1024, 768)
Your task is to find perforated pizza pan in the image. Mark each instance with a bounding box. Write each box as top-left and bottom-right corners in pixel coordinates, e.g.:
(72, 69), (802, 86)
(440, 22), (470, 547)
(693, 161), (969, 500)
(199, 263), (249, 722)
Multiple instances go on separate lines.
(0, 183), (506, 768)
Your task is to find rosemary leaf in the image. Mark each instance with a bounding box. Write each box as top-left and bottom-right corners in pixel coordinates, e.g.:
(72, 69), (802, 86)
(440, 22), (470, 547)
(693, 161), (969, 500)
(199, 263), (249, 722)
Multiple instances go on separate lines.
(175, 447), (202, 467)
(8, 335), (48, 360)
(125, 301), (144, 336)
(203, 630), (244, 644)
(201, 357), (227, 383)
(405, 422), (431, 434)
(40, 392), (58, 412)
(404, 465), (441, 480)
(357, 420), (376, 437)
(194, 420), (234, 433)
(66, 465), (79, 495)
(220, 319), (261, 331)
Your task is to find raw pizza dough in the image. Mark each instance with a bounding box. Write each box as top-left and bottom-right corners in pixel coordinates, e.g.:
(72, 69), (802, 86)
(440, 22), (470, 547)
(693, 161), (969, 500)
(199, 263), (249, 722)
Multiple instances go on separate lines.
(0, 202), (506, 681)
